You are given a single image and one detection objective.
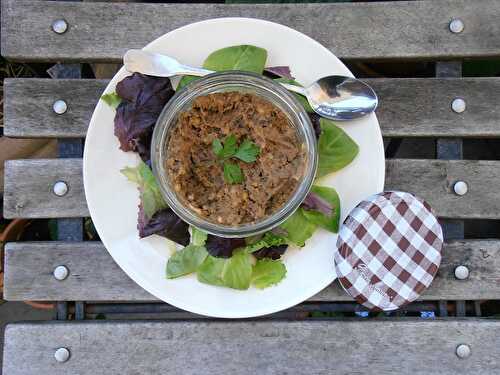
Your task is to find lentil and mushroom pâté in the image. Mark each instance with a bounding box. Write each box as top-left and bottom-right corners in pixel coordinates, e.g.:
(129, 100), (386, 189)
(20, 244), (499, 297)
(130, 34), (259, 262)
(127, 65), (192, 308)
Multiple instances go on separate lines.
(166, 92), (305, 225)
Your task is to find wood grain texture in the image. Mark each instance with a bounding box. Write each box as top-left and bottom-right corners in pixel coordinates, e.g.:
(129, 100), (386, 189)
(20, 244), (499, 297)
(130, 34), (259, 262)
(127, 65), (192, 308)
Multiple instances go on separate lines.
(3, 78), (106, 138)
(2, 159), (88, 219)
(2, 0), (500, 62)
(4, 158), (500, 219)
(5, 78), (500, 138)
(4, 320), (500, 375)
(4, 239), (500, 301)
(385, 159), (500, 220)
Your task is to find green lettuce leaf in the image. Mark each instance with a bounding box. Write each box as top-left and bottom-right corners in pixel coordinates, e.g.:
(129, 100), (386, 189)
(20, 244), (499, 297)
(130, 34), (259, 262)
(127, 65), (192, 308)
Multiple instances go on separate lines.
(197, 255), (226, 286)
(101, 92), (121, 109)
(302, 186), (341, 233)
(221, 249), (253, 290)
(317, 119), (359, 177)
(121, 161), (167, 219)
(245, 232), (287, 253)
(191, 226), (208, 246)
(178, 45), (267, 90)
(252, 259), (287, 289)
(166, 245), (208, 279)
(279, 208), (317, 247)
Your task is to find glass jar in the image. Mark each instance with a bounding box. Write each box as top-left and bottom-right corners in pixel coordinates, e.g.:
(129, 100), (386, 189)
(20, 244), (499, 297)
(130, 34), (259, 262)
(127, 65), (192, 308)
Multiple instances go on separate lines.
(151, 71), (317, 237)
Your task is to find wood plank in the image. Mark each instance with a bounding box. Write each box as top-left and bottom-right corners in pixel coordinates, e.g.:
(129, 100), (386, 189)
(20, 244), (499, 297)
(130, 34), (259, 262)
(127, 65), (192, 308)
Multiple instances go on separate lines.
(4, 320), (500, 375)
(4, 239), (500, 302)
(3, 78), (106, 138)
(4, 158), (500, 219)
(3, 159), (88, 219)
(3, 0), (500, 62)
(5, 77), (500, 138)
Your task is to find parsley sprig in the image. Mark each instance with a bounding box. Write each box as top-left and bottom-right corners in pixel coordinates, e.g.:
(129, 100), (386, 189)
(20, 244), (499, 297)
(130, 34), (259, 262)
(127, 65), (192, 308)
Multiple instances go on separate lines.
(212, 135), (260, 184)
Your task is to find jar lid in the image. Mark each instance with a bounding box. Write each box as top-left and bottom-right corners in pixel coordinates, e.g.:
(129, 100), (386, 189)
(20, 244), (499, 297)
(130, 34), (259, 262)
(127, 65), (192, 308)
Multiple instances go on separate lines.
(335, 191), (443, 311)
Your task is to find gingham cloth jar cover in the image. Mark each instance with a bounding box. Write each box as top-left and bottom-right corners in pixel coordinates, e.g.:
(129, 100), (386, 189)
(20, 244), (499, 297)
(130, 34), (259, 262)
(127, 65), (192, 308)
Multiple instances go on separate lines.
(335, 191), (443, 311)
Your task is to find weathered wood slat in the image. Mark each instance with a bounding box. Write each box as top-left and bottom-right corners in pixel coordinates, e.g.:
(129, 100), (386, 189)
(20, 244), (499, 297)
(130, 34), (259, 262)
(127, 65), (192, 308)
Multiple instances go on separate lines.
(4, 158), (500, 219)
(4, 240), (500, 302)
(4, 320), (500, 375)
(3, 0), (500, 62)
(5, 77), (500, 138)
(3, 159), (88, 219)
(3, 79), (106, 138)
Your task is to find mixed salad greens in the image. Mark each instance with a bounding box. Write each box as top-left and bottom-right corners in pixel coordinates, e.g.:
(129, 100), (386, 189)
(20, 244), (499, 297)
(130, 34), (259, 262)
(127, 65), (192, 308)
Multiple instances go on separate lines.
(102, 45), (359, 290)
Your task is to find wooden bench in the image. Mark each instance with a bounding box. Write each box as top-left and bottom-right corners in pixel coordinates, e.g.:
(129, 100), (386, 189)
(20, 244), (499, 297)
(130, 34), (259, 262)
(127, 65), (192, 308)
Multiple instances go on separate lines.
(2, 1), (500, 374)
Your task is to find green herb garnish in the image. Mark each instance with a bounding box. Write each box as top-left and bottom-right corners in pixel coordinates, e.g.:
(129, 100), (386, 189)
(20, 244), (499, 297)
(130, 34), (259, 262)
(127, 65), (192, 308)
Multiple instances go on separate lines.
(212, 134), (260, 184)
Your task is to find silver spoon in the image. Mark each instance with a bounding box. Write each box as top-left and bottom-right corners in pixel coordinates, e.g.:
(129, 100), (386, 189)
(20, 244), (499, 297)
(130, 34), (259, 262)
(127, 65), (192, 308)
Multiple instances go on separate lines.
(123, 49), (378, 121)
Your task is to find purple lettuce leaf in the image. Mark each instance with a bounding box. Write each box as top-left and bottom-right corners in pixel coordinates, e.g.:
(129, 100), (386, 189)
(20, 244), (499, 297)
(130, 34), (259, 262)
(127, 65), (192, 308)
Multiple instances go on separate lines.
(205, 235), (246, 258)
(138, 204), (190, 246)
(308, 112), (322, 139)
(302, 191), (333, 216)
(253, 244), (288, 260)
(114, 73), (174, 161)
(263, 66), (295, 80)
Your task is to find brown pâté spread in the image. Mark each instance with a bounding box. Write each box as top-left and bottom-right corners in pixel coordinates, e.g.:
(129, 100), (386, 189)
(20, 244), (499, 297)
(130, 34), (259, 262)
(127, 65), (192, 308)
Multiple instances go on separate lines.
(166, 92), (304, 225)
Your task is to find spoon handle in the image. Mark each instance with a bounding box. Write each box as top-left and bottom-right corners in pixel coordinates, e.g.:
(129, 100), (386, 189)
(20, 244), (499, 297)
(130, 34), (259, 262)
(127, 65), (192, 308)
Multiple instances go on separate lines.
(278, 82), (307, 96)
(178, 65), (214, 77)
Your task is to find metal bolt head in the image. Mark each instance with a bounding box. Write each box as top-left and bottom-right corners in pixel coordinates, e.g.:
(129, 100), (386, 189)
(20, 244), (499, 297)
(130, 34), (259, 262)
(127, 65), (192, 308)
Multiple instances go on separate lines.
(53, 265), (69, 281)
(54, 347), (70, 363)
(453, 181), (468, 196)
(449, 19), (464, 34)
(53, 181), (68, 197)
(52, 19), (68, 34)
(53, 100), (67, 115)
(451, 98), (466, 113)
(456, 344), (471, 358)
(454, 265), (469, 280)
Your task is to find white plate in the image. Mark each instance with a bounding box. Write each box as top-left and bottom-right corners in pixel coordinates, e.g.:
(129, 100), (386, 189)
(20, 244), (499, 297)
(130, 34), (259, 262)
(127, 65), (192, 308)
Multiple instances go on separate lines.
(83, 18), (385, 318)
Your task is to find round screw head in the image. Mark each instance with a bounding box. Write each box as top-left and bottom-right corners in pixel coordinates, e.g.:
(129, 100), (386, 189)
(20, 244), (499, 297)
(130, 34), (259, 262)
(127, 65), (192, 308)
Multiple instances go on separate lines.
(53, 181), (68, 197)
(454, 265), (469, 280)
(52, 19), (68, 34)
(451, 98), (466, 113)
(53, 265), (69, 281)
(449, 19), (464, 33)
(456, 344), (471, 358)
(53, 100), (67, 115)
(453, 181), (468, 196)
(54, 347), (70, 363)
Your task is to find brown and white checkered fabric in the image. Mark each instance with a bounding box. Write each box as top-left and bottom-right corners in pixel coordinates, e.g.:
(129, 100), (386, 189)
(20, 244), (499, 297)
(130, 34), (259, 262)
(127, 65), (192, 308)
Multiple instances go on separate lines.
(335, 191), (443, 311)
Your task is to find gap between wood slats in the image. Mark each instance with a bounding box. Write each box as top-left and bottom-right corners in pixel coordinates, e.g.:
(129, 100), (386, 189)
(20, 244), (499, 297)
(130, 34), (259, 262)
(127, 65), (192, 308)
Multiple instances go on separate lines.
(3, 158), (500, 219)
(4, 240), (499, 301)
(2, 0), (500, 62)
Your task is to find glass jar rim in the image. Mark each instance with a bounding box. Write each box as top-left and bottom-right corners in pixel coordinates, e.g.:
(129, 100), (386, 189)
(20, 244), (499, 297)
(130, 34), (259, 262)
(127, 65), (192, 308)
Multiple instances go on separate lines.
(151, 71), (318, 238)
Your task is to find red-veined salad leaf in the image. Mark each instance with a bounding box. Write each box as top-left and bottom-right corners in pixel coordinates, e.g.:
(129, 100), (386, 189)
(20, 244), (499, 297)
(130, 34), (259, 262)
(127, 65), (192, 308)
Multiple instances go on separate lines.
(317, 118), (359, 177)
(263, 66), (294, 80)
(205, 235), (246, 258)
(121, 161), (189, 245)
(114, 73), (174, 161)
(302, 186), (341, 233)
(253, 244), (288, 260)
(138, 206), (190, 246)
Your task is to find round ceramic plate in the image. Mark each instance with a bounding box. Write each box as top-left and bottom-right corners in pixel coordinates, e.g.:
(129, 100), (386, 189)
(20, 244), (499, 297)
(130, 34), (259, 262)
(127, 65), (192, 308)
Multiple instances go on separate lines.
(83, 18), (385, 318)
